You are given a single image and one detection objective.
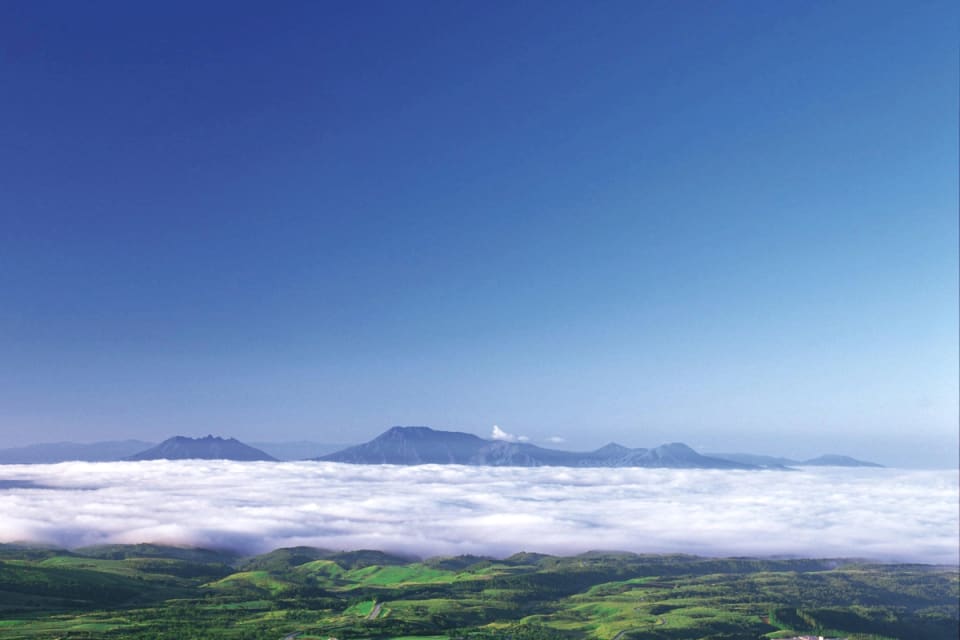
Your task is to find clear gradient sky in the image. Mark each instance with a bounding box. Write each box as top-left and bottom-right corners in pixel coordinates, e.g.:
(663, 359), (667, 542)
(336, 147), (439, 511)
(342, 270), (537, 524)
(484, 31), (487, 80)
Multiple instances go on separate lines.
(1, 1), (957, 467)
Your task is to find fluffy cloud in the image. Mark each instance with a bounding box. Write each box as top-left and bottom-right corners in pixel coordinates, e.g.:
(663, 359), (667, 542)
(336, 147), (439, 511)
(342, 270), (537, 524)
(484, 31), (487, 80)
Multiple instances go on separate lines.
(0, 462), (956, 564)
(491, 425), (529, 442)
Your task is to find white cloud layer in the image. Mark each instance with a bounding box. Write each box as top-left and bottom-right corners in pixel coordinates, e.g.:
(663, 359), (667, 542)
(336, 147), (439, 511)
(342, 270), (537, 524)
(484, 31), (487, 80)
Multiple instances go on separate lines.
(0, 462), (956, 564)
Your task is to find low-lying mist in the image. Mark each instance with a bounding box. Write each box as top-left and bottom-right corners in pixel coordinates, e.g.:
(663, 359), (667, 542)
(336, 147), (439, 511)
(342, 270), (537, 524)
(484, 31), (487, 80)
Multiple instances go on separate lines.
(0, 462), (956, 564)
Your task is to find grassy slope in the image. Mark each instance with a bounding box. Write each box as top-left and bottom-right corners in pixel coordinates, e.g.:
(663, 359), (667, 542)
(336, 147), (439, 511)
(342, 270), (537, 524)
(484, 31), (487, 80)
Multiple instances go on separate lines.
(0, 548), (955, 640)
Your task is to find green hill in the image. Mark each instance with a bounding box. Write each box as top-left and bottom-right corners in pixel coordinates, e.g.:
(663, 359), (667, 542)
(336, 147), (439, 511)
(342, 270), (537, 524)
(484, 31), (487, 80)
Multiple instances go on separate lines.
(0, 545), (954, 639)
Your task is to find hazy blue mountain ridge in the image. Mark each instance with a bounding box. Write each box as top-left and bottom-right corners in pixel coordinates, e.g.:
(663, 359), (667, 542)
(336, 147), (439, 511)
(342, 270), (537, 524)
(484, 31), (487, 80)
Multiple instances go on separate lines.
(126, 436), (277, 461)
(316, 426), (753, 469)
(0, 432), (884, 467)
(248, 441), (349, 460)
(0, 440), (155, 464)
(801, 454), (883, 467)
(710, 452), (883, 468)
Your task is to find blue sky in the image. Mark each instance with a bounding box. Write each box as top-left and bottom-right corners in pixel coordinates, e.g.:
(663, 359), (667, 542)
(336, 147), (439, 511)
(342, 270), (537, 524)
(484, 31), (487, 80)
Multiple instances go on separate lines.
(1, 1), (956, 466)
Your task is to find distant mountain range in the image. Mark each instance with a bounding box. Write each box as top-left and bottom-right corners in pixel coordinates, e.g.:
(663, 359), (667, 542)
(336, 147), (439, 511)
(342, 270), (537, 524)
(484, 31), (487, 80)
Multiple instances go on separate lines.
(248, 441), (351, 460)
(0, 440), (154, 464)
(316, 426), (752, 469)
(707, 452), (883, 468)
(0, 429), (884, 467)
(126, 436), (277, 461)
(0, 438), (344, 463)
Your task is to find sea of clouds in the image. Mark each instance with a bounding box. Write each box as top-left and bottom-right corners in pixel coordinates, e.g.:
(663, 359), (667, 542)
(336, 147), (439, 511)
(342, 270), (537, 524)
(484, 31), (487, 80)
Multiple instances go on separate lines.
(0, 462), (956, 564)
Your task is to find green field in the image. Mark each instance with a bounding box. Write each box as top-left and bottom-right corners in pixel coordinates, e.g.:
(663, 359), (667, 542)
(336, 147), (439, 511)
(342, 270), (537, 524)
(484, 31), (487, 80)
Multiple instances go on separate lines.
(0, 544), (956, 639)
